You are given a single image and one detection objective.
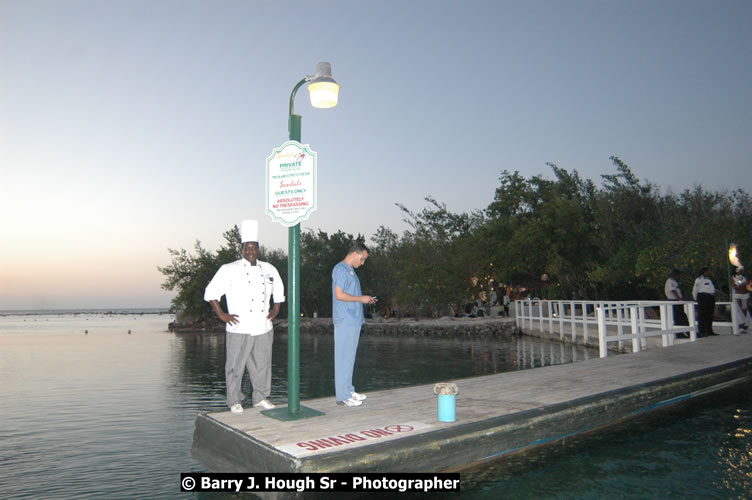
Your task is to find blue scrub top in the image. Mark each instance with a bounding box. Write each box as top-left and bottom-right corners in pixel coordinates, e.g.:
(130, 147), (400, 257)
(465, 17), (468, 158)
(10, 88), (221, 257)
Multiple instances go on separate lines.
(332, 261), (365, 326)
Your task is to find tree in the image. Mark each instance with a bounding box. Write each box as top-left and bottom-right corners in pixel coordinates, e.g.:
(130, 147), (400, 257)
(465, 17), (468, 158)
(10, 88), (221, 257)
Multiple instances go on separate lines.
(158, 227), (239, 322)
(367, 226), (401, 317)
(161, 158), (752, 319)
(395, 197), (486, 317)
(299, 229), (363, 317)
(484, 166), (599, 299)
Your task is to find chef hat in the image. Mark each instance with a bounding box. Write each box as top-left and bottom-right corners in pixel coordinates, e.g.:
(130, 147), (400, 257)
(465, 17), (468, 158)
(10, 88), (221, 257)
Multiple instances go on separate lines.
(240, 219), (259, 243)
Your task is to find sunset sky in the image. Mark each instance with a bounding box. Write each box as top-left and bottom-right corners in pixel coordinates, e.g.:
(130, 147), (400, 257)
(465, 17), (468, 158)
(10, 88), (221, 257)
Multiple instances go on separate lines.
(2, 0), (751, 310)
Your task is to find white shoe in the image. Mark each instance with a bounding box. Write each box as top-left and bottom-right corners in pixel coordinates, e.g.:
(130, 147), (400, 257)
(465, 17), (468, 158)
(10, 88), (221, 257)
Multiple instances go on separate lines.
(351, 391), (367, 401)
(230, 404), (243, 414)
(253, 399), (275, 410)
(337, 397), (363, 407)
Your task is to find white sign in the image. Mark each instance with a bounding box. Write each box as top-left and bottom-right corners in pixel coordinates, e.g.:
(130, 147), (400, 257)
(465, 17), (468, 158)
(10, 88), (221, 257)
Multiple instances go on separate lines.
(265, 141), (317, 227)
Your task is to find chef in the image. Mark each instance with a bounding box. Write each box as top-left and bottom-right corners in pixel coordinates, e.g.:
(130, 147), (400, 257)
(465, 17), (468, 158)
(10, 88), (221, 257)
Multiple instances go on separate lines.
(204, 219), (285, 413)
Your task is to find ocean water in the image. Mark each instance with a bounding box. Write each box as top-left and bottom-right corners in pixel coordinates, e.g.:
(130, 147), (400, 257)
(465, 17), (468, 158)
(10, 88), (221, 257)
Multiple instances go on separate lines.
(0, 312), (750, 499)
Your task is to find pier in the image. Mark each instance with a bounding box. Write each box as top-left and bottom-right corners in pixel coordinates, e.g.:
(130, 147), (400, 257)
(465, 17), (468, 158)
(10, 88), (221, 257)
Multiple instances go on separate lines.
(192, 332), (752, 473)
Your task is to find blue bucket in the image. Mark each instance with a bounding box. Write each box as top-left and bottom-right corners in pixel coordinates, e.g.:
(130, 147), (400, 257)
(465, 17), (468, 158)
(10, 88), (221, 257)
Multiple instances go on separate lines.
(437, 394), (456, 422)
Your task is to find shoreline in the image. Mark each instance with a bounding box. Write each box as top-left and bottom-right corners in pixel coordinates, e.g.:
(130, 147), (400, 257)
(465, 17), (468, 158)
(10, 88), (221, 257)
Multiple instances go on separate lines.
(0, 308), (171, 318)
(169, 315), (521, 338)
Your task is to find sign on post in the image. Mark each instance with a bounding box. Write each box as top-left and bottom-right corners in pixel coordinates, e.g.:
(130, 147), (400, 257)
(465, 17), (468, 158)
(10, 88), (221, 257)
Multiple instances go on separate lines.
(265, 141), (317, 227)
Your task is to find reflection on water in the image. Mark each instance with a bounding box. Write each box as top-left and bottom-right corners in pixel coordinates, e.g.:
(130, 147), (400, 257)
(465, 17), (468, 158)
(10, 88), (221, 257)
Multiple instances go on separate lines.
(170, 330), (597, 405)
(0, 314), (750, 499)
(458, 383), (752, 499)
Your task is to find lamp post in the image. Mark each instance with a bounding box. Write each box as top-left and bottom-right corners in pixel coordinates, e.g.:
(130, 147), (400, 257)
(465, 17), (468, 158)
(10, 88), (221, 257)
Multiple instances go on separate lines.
(265, 63), (339, 421)
(728, 241), (738, 336)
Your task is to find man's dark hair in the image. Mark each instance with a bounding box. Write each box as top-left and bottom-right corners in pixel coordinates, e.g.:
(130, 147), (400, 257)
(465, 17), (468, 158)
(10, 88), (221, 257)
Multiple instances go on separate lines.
(348, 241), (369, 255)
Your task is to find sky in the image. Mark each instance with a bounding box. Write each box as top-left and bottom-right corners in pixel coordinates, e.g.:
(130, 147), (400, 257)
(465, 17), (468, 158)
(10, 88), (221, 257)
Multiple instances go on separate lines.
(1, 0), (751, 310)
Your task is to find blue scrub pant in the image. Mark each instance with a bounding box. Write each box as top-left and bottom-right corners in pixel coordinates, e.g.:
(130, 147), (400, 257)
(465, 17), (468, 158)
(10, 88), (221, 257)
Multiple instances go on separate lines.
(334, 322), (361, 402)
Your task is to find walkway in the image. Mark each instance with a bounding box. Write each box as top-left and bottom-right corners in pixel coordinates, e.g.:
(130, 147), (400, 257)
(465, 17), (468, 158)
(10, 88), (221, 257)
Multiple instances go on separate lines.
(193, 333), (752, 473)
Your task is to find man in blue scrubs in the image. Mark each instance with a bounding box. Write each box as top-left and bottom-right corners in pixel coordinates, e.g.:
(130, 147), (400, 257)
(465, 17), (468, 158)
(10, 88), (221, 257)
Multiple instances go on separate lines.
(332, 242), (376, 407)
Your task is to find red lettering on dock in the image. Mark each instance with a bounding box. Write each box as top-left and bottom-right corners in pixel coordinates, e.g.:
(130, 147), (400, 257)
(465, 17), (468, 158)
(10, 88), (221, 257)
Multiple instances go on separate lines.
(297, 434), (367, 451)
(293, 424), (422, 453)
(362, 428), (393, 437)
(344, 433), (366, 442)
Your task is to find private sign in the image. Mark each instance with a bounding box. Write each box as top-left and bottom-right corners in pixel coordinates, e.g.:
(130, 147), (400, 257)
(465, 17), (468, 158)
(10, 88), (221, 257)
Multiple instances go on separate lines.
(265, 141), (317, 227)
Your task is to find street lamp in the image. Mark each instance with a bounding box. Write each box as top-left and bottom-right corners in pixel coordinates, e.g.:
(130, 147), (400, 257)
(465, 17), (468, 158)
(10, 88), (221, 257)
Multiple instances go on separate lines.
(307, 63), (339, 109)
(288, 62), (339, 141)
(728, 241), (739, 336)
(265, 63), (339, 421)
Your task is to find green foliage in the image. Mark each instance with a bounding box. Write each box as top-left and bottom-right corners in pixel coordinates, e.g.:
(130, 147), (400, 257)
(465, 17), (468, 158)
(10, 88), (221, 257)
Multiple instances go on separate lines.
(299, 229), (363, 317)
(392, 197), (487, 317)
(161, 158), (752, 319)
(364, 226), (401, 317)
(158, 226), (242, 322)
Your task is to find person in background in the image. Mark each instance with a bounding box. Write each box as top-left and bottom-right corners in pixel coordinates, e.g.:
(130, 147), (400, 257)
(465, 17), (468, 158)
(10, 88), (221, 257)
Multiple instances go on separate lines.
(732, 267), (749, 333)
(331, 242), (376, 408)
(692, 267), (718, 338)
(502, 289), (511, 317)
(665, 269), (690, 339)
(204, 220), (284, 414)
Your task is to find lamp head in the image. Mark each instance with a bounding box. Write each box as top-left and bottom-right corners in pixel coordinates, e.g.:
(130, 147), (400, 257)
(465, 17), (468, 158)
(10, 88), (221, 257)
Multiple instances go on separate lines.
(308, 62), (339, 109)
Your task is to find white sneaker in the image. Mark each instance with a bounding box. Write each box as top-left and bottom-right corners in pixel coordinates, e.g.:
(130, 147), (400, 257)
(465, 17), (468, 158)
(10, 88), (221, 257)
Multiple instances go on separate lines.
(253, 399), (276, 410)
(351, 391), (367, 401)
(337, 397), (363, 407)
(230, 404), (244, 414)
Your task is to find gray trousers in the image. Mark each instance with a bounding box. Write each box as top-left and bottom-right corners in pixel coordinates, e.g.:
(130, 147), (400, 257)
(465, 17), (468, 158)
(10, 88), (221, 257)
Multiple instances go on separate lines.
(225, 329), (273, 407)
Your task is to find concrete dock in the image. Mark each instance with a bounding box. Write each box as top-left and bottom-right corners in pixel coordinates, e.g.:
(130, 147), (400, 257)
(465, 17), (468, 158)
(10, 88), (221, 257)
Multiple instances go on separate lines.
(193, 333), (752, 473)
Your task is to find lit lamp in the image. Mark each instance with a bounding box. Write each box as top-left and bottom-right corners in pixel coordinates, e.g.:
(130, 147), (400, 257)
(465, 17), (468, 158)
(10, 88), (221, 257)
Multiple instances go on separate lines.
(307, 62), (339, 108)
(729, 243), (740, 268)
(728, 241), (739, 336)
(288, 62), (339, 142)
(266, 63), (338, 421)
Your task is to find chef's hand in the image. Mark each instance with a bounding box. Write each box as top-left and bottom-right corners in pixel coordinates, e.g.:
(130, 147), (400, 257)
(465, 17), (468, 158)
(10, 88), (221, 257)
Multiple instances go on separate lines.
(218, 311), (239, 325)
(267, 303), (281, 321)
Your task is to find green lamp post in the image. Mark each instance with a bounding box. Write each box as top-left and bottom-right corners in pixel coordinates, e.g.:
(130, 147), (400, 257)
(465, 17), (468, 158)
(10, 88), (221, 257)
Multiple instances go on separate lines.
(264, 62), (339, 421)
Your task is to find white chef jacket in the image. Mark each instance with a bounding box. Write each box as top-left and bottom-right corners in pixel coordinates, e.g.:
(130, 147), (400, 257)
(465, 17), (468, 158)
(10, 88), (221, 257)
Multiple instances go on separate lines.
(204, 258), (285, 335)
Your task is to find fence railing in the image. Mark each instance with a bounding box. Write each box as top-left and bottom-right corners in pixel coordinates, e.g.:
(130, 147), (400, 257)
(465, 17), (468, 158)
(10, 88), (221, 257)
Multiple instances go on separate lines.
(515, 298), (734, 358)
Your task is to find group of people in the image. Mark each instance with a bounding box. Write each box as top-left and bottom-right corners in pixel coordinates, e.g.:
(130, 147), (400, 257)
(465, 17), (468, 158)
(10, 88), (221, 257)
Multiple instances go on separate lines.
(665, 266), (750, 338)
(466, 278), (511, 317)
(203, 220), (373, 413)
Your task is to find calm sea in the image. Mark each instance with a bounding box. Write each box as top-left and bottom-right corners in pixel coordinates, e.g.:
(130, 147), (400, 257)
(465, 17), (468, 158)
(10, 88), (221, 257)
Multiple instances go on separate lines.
(0, 312), (750, 499)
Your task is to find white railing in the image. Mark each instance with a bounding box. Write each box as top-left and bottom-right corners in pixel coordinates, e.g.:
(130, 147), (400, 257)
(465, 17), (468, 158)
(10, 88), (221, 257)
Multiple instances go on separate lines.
(595, 302), (698, 358)
(515, 299), (603, 345)
(515, 298), (734, 358)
